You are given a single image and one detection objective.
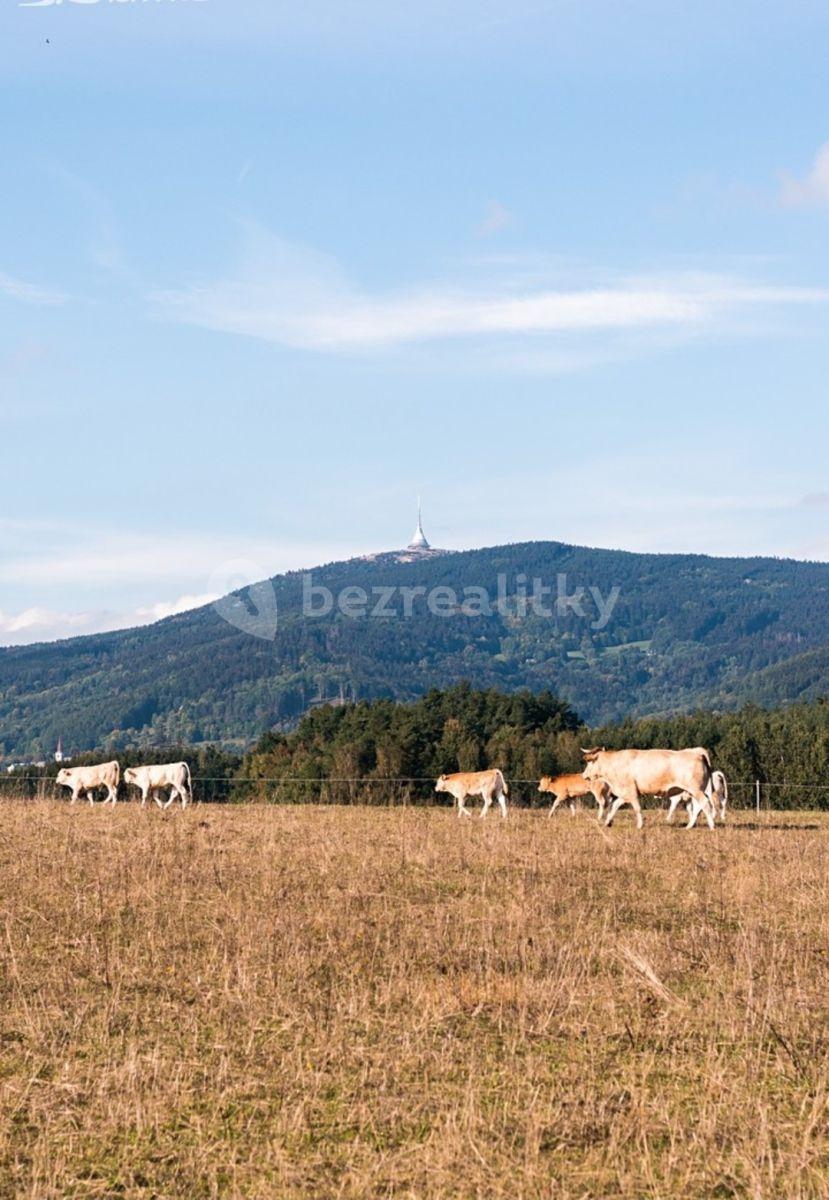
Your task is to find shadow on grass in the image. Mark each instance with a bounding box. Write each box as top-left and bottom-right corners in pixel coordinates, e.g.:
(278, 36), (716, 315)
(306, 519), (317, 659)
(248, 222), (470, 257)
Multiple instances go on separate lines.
(728, 821), (821, 832)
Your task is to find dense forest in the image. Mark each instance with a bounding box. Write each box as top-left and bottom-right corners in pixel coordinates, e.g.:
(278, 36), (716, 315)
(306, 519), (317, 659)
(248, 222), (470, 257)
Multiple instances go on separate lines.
(4, 540), (829, 758)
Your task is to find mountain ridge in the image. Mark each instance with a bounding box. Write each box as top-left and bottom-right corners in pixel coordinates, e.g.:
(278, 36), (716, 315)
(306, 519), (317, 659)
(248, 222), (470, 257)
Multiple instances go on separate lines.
(3, 538), (829, 759)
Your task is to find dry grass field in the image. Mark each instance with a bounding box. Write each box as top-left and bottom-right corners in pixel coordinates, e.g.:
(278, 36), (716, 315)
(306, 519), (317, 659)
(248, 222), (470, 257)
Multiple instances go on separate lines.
(2, 800), (829, 1198)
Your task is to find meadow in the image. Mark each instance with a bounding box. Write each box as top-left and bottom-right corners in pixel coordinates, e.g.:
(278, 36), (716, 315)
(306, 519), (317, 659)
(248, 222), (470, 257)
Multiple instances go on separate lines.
(1, 800), (828, 1198)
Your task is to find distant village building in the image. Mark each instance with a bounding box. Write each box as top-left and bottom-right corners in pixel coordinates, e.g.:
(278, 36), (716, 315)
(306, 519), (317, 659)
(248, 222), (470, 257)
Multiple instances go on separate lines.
(55, 738), (65, 764)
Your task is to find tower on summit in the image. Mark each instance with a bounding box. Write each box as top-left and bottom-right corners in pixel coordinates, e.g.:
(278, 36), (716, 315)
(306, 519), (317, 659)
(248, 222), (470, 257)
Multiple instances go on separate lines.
(407, 498), (430, 551)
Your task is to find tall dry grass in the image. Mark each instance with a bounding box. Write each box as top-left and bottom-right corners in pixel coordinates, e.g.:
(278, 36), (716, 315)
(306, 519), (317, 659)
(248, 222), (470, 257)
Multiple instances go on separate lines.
(1, 800), (829, 1198)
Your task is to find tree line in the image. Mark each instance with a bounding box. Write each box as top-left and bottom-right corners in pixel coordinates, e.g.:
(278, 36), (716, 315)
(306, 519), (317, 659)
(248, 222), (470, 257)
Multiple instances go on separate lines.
(236, 685), (829, 809)
(7, 685), (829, 808)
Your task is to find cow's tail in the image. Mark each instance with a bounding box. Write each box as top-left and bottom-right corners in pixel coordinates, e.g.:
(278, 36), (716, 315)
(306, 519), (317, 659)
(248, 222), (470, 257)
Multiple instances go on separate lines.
(184, 761), (193, 800)
(113, 761), (121, 788)
(700, 748), (714, 800)
(717, 771), (728, 819)
(498, 770), (509, 796)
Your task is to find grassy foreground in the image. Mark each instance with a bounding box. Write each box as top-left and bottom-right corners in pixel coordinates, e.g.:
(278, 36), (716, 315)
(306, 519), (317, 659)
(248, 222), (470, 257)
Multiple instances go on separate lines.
(1, 802), (829, 1198)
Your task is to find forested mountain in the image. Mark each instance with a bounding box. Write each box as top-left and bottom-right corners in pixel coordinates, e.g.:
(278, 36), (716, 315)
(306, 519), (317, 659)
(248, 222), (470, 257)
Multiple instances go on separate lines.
(3, 539), (829, 759)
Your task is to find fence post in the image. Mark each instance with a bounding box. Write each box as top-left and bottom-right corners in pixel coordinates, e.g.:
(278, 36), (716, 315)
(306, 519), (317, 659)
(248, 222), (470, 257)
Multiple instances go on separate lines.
(755, 779), (761, 816)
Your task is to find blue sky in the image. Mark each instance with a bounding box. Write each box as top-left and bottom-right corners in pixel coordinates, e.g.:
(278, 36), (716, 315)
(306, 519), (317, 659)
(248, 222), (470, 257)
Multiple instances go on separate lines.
(2, 0), (829, 644)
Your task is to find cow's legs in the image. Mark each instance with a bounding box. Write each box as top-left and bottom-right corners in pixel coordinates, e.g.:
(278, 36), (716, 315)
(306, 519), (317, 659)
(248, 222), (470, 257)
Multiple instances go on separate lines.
(686, 790), (715, 830)
(154, 789), (165, 809)
(140, 787), (149, 808)
(106, 784), (117, 806)
(457, 796), (472, 818)
(480, 790), (493, 819)
(69, 788), (79, 805)
(591, 788), (609, 823)
(87, 788), (95, 807)
(666, 792), (685, 824)
(605, 790), (643, 829)
(548, 793), (563, 817)
(163, 788), (179, 811)
(497, 791), (507, 818)
(604, 795), (625, 826)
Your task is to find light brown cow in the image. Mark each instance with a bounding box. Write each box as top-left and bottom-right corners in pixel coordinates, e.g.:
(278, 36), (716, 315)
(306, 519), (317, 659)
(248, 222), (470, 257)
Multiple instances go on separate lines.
(56, 761), (120, 806)
(435, 769), (509, 818)
(582, 746), (715, 830)
(538, 773), (613, 820)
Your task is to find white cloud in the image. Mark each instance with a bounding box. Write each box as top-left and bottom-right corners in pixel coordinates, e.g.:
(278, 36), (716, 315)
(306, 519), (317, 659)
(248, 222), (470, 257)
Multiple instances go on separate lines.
(0, 607), (92, 640)
(154, 227), (829, 357)
(0, 592), (221, 649)
(0, 272), (66, 306)
(780, 142), (829, 208)
(135, 592), (220, 622)
(0, 532), (356, 589)
(0, 525), (367, 646)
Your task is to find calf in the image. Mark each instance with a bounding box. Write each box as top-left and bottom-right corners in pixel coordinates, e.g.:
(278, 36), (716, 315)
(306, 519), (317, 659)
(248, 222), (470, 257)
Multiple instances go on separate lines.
(666, 769), (728, 825)
(435, 769), (509, 818)
(538, 773), (613, 820)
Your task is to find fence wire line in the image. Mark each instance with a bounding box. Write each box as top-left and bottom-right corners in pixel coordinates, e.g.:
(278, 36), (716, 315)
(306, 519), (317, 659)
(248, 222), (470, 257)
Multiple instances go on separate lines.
(4, 775), (829, 789)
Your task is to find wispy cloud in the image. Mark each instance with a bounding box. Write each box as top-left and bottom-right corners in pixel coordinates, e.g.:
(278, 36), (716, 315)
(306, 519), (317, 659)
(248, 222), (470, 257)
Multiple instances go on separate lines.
(0, 592), (219, 649)
(0, 532), (355, 590)
(476, 200), (513, 237)
(780, 142), (829, 208)
(135, 593), (220, 622)
(0, 272), (66, 306)
(154, 226), (829, 361)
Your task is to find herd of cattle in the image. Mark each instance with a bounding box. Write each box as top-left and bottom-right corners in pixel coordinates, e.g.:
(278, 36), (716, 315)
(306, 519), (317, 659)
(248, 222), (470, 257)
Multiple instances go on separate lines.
(54, 747), (726, 828)
(436, 746), (728, 828)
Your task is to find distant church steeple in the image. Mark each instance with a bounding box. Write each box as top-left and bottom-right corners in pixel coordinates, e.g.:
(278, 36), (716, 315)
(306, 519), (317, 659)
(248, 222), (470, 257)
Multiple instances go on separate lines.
(407, 497), (430, 551)
(55, 738), (64, 764)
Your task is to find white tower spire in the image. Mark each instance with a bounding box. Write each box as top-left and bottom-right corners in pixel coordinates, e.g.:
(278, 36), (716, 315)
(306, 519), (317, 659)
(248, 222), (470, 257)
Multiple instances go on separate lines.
(408, 496), (430, 551)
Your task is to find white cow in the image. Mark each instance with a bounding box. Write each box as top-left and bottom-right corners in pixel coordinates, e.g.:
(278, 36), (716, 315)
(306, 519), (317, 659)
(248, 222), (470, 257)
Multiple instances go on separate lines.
(123, 762), (192, 809)
(435, 769), (509, 818)
(582, 746), (717, 830)
(56, 762), (120, 806)
(666, 769), (728, 825)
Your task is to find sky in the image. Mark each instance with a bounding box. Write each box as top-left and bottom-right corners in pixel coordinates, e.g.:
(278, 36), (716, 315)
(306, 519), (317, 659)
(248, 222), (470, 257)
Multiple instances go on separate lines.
(2, 0), (829, 645)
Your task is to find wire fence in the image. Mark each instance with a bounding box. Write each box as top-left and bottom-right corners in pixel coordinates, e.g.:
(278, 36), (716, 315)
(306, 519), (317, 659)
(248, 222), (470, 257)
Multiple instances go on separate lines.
(2, 772), (829, 811)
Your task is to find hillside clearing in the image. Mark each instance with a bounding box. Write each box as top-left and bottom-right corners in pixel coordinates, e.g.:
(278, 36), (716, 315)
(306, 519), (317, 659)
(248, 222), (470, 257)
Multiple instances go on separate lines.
(1, 802), (828, 1197)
